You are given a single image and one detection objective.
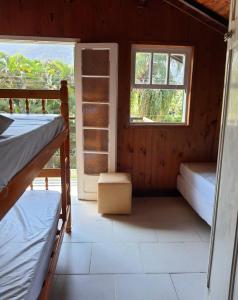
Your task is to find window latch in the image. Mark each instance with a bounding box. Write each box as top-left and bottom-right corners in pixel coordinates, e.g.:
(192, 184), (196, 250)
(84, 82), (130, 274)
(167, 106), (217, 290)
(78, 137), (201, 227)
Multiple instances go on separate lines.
(224, 31), (233, 42)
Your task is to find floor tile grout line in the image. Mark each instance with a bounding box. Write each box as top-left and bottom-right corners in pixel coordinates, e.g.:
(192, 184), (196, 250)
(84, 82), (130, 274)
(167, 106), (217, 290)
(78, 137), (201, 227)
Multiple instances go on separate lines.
(55, 271), (208, 276)
(194, 224), (211, 243)
(169, 273), (181, 300)
(192, 220), (208, 242)
(63, 240), (210, 244)
(114, 274), (117, 300)
(89, 242), (93, 273)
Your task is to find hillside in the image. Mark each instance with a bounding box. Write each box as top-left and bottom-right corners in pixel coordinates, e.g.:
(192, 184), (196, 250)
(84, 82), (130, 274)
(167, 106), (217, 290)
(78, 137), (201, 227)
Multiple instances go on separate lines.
(0, 42), (74, 64)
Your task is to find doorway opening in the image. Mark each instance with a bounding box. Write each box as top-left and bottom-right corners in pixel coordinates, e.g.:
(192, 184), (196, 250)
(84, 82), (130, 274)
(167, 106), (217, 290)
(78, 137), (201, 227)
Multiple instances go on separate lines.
(0, 39), (77, 192)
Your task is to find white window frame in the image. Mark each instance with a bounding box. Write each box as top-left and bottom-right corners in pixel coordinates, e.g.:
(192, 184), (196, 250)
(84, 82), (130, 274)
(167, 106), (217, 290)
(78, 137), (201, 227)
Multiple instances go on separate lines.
(130, 44), (194, 125)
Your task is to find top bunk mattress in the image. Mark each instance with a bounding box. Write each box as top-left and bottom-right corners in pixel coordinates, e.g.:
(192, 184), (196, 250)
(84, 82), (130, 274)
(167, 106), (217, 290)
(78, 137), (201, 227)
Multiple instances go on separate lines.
(179, 162), (216, 204)
(0, 114), (65, 191)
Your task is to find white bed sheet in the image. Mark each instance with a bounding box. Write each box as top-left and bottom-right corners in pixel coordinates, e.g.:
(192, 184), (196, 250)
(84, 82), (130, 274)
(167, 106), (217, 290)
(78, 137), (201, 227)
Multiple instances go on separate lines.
(180, 162), (216, 206)
(0, 190), (61, 300)
(0, 114), (65, 191)
(177, 175), (214, 225)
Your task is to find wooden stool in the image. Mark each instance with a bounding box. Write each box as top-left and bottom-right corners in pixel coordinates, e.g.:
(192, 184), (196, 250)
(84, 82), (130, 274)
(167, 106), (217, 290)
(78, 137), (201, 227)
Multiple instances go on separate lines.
(97, 173), (132, 214)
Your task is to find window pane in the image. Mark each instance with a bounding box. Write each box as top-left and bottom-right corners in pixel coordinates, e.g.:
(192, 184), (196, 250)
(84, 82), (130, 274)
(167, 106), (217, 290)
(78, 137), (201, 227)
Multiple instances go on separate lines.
(130, 88), (185, 123)
(169, 54), (185, 85)
(152, 53), (168, 84)
(135, 52), (151, 84)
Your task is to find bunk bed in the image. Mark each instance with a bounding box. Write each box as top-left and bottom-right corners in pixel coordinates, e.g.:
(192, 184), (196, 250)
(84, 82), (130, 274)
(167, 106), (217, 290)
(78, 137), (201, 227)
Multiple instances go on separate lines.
(0, 81), (71, 300)
(177, 162), (216, 226)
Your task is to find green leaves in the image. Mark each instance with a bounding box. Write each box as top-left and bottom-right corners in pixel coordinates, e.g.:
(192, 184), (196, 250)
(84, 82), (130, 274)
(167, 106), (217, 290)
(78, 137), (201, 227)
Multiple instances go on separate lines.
(0, 51), (76, 168)
(0, 51), (74, 91)
(130, 88), (184, 123)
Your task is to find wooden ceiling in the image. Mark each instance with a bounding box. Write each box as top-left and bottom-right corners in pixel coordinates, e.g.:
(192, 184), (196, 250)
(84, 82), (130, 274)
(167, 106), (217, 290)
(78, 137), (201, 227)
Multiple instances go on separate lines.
(194, 0), (230, 19)
(163, 0), (229, 34)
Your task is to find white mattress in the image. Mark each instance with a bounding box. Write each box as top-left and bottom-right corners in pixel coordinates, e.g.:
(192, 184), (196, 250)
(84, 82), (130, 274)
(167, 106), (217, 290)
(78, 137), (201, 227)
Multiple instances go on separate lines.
(180, 163), (216, 206)
(0, 114), (65, 190)
(177, 175), (214, 225)
(0, 190), (61, 300)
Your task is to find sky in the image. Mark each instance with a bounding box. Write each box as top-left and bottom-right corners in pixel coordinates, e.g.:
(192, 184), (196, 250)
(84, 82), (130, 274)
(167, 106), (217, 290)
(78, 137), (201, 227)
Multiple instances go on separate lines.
(0, 42), (74, 65)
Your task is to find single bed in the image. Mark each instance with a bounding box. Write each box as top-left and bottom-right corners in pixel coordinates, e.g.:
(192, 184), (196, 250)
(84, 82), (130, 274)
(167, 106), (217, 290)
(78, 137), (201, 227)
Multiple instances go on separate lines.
(177, 162), (217, 225)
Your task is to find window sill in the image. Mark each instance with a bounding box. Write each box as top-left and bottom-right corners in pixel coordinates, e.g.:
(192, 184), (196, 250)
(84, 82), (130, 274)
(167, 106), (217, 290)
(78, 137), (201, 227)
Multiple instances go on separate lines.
(128, 121), (190, 128)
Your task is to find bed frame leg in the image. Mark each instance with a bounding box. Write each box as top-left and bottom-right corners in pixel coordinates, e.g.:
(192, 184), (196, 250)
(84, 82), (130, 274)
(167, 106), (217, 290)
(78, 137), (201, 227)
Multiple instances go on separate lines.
(66, 208), (72, 233)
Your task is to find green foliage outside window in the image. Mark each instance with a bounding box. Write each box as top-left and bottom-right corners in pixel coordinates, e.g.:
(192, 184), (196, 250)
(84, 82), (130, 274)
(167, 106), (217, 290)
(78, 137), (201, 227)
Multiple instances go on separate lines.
(0, 51), (76, 168)
(131, 50), (186, 123)
(130, 88), (184, 123)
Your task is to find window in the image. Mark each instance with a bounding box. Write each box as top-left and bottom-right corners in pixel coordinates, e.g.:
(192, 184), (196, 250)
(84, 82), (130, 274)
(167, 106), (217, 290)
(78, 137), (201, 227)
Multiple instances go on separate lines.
(130, 44), (193, 125)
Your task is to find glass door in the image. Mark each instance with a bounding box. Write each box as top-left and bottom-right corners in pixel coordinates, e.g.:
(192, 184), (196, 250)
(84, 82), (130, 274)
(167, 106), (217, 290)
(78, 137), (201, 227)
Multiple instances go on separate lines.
(75, 43), (118, 200)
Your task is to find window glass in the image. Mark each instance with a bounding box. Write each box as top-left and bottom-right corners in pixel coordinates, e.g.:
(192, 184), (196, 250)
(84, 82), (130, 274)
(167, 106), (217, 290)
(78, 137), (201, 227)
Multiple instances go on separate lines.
(130, 88), (185, 123)
(131, 45), (192, 125)
(135, 52), (151, 84)
(169, 54), (185, 85)
(152, 53), (168, 85)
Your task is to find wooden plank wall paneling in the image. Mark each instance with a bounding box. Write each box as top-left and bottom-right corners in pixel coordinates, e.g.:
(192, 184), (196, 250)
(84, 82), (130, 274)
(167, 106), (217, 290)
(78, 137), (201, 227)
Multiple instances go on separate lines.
(0, 0), (226, 194)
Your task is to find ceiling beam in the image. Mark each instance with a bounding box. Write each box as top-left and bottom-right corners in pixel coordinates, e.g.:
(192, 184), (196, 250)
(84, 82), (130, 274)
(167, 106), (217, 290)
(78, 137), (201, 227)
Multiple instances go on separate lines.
(163, 0), (228, 35)
(184, 0), (229, 22)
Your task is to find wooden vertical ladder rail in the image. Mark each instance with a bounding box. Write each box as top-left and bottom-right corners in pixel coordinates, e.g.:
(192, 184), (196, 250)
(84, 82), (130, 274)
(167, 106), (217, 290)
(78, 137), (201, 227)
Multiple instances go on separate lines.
(38, 81), (72, 299)
(60, 80), (71, 233)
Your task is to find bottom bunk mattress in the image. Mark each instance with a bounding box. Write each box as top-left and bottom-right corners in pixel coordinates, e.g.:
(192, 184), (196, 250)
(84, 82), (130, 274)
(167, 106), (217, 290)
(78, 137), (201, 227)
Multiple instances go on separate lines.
(177, 163), (217, 226)
(0, 190), (61, 300)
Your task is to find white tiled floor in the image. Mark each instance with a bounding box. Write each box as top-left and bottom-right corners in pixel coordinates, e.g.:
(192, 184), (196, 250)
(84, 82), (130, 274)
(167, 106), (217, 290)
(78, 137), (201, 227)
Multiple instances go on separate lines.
(113, 221), (158, 242)
(115, 274), (178, 300)
(171, 273), (207, 300)
(51, 275), (115, 300)
(50, 196), (211, 300)
(154, 220), (202, 242)
(90, 242), (142, 274)
(140, 242), (209, 273)
(56, 243), (92, 274)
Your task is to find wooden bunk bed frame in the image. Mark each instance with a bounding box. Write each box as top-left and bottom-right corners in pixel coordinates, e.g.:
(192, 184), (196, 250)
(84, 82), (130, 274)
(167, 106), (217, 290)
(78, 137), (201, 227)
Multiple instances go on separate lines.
(0, 80), (71, 300)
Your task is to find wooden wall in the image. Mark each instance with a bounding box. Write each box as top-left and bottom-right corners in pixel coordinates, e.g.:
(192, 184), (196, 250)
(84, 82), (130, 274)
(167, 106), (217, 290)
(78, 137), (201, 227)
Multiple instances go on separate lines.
(0, 0), (227, 194)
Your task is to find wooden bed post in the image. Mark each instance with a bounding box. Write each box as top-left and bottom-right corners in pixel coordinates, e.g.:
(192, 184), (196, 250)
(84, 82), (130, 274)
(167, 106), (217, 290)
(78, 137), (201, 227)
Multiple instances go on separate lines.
(60, 80), (71, 233)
